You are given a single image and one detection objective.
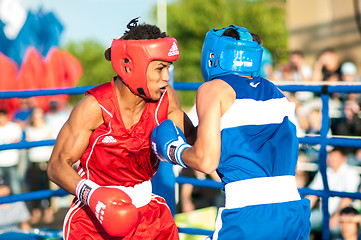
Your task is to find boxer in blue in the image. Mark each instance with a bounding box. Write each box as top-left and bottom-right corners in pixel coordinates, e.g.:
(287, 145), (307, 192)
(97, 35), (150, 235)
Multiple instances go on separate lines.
(151, 25), (311, 239)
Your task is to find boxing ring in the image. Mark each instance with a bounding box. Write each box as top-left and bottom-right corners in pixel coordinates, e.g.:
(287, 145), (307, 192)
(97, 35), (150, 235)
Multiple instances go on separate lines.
(1, 82), (361, 240)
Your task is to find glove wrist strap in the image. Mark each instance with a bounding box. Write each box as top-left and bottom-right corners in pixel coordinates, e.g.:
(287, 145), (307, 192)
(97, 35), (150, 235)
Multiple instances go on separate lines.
(76, 179), (99, 205)
(175, 143), (191, 168)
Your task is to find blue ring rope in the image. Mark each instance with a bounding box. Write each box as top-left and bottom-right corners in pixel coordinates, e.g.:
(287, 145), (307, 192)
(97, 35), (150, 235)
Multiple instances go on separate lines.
(1, 136), (360, 152)
(1, 82), (361, 99)
(0, 86), (96, 98)
(0, 188), (68, 204)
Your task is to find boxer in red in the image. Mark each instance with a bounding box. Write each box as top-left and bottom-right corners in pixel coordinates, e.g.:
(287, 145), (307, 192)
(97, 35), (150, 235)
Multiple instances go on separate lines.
(47, 17), (195, 240)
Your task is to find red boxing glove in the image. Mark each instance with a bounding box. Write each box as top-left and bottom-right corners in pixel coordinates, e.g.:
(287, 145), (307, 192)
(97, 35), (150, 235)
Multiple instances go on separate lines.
(76, 179), (139, 236)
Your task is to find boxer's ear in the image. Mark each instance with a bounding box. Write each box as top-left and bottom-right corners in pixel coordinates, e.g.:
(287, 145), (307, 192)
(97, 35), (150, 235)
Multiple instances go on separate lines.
(104, 48), (111, 61)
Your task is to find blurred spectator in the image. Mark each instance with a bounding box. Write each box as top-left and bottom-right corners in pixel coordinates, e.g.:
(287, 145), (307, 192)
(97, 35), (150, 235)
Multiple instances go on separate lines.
(258, 47), (274, 80)
(44, 101), (72, 212)
(176, 168), (224, 214)
(338, 206), (361, 240)
(331, 100), (361, 166)
(44, 100), (70, 139)
(297, 50), (344, 131)
(275, 50), (313, 82)
(275, 50), (315, 103)
(341, 61), (361, 103)
(298, 94), (343, 120)
(288, 50), (313, 82)
(0, 109), (23, 194)
(334, 101), (361, 135)
(12, 98), (35, 195)
(341, 62), (360, 83)
(25, 107), (54, 225)
(0, 177), (31, 233)
(306, 148), (361, 239)
(299, 106), (333, 163)
(12, 98), (34, 130)
(305, 107), (323, 135)
(312, 48), (345, 106)
(312, 48), (342, 82)
(295, 151), (314, 188)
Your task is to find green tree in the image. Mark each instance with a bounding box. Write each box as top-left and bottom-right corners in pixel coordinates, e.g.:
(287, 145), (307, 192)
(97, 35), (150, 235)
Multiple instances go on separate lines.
(62, 40), (115, 104)
(164, 0), (288, 106)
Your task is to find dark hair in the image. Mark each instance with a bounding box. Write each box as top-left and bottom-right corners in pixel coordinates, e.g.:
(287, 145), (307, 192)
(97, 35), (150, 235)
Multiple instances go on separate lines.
(332, 146), (347, 155)
(321, 47), (335, 54)
(0, 109), (7, 115)
(290, 50), (304, 57)
(105, 17), (167, 60)
(121, 17), (167, 40)
(340, 206), (359, 216)
(49, 101), (59, 112)
(317, 47), (336, 58)
(221, 28), (262, 44)
(250, 32), (262, 45)
(222, 28), (240, 40)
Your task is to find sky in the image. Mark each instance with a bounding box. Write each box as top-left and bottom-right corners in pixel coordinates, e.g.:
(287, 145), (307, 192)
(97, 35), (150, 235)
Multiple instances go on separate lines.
(0, 0), (166, 47)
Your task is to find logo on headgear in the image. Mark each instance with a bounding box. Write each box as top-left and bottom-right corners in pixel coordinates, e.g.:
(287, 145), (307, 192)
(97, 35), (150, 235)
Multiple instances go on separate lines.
(168, 42), (179, 57)
(233, 59), (253, 67)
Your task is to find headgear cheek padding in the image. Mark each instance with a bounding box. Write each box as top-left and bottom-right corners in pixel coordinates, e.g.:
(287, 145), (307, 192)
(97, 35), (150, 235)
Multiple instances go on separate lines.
(110, 37), (179, 98)
(201, 25), (264, 82)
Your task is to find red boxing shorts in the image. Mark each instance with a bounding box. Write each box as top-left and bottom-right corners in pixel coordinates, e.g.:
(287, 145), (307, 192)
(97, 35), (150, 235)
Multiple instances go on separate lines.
(63, 194), (179, 240)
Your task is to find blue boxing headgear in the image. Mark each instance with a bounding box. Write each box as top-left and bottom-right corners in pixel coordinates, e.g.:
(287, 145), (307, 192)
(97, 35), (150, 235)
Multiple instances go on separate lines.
(201, 25), (264, 82)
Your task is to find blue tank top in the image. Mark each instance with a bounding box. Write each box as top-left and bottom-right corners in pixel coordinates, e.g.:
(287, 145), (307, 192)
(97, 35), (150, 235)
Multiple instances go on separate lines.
(217, 74), (299, 184)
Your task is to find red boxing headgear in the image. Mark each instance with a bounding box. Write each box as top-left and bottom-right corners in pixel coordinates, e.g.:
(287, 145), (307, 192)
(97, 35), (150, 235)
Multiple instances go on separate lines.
(110, 37), (179, 98)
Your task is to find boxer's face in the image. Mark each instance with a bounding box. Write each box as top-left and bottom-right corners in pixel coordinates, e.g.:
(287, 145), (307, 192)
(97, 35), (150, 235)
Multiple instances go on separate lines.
(146, 60), (172, 101)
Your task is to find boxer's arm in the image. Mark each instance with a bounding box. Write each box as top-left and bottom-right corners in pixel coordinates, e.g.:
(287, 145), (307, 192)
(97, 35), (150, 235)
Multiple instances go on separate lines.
(167, 85), (197, 144)
(47, 94), (103, 195)
(182, 79), (235, 174)
(157, 80), (234, 173)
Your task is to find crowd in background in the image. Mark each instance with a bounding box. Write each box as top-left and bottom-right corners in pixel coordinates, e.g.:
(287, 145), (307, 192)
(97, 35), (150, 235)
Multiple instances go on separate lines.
(0, 99), (70, 231)
(0, 47), (361, 238)
(263, 48), (361, 240)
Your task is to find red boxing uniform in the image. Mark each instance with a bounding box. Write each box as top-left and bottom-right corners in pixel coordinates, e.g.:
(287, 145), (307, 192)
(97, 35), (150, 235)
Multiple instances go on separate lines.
(63, 79), (179, 240)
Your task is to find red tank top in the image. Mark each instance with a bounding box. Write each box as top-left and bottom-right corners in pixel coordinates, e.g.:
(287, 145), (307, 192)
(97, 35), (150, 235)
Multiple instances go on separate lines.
(78, 79), (169, 187)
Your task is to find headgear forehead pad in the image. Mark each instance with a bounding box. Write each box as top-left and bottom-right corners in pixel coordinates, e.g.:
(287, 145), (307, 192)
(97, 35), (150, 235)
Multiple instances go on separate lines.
(201, 25), (264, 82)
(109, 37), (179, 98)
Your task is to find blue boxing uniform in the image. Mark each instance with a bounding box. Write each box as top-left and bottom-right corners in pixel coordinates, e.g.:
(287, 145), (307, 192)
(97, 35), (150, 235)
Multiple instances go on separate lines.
(151, 25), (312, 240)
(208, 74), (311, 240)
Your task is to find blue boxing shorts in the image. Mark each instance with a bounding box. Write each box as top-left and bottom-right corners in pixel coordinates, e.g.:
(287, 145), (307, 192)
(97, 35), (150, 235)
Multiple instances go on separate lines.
(207, 199), (311, 240)
(207, 176), (311, 240)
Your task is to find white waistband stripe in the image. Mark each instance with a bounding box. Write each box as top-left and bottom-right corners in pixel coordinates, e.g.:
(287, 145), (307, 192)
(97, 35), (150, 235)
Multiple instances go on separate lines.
(225, 175), (301, 209)
(108, 180), (152, 208)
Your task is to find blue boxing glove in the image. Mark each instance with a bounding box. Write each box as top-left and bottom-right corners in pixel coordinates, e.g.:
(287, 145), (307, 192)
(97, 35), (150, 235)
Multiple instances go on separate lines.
(151, 119), (191, 168)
